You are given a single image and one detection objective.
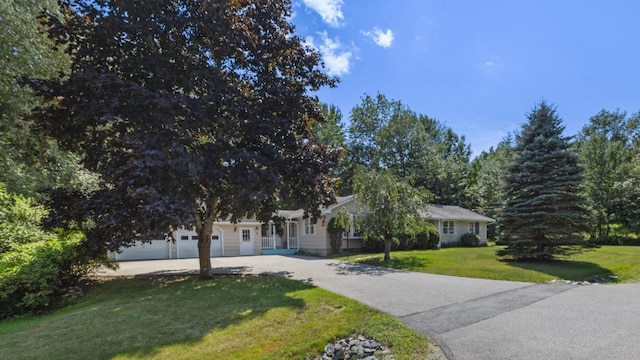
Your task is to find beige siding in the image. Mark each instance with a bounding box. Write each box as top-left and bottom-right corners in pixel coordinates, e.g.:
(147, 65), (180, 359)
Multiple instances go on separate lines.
(297, 217), (331, 256)
(436, 220), (490, 244)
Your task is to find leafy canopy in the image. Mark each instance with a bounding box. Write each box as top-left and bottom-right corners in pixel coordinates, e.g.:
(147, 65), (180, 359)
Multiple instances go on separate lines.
(26, 0), (339, 277)
(352, 167), (430, 261)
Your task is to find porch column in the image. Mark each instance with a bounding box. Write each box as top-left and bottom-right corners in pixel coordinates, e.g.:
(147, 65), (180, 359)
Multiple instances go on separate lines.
(269, 221), (276, 249)
(286, 220), (290, 249)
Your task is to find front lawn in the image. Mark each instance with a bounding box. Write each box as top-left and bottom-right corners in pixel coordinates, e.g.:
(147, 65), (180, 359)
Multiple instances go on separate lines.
(0, 276), (436, 360)
(344, 246), (640, 283)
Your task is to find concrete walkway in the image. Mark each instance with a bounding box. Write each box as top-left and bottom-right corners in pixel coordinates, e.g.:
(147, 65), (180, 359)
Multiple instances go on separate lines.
(96, 255), (640, 360)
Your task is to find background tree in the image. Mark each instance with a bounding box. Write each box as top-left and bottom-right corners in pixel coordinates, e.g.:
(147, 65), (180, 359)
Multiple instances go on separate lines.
(575, 109), (640, 241)
(352, 167), (430, 261)
(468, 135), (515, 239)
(345, 93), (471, 205)
(26, 0), (339, 278)
(0, 0), (95, 197)
(498, 101), (589, 260)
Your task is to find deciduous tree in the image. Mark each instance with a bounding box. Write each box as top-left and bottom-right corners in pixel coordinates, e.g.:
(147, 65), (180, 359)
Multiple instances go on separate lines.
(575, 109), (640, 241)
(0, 0), (95, 197)
(26, 0), (339, 278)
(353, 167), (429, 261)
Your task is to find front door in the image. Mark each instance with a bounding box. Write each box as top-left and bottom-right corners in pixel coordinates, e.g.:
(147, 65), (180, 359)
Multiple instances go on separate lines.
(239, 227), (254, 256)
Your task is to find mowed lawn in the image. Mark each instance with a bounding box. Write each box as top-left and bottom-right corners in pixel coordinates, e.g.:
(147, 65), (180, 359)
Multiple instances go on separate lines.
(0, 276), (436, 360)
(345, 246), (640, 283)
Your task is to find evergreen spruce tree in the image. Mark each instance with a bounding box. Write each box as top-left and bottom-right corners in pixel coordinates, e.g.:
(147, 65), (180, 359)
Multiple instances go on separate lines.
(497, 101), (589, 260)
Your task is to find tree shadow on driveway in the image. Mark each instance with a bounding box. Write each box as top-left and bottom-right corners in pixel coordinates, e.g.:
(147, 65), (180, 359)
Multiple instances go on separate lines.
(326, 261), (404, 276)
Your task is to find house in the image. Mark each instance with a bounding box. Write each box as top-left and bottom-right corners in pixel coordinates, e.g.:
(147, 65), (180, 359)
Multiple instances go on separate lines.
(422, 205), (495, 246)
(110, 195), (494, 260)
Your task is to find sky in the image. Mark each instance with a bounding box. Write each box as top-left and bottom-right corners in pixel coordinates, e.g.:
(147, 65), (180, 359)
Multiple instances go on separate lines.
(291, 0), (640, 157)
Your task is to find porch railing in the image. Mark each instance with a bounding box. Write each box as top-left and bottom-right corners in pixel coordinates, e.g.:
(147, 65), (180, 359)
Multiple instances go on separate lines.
(261, 236), (299, 250)
(261, 236), (276, 250)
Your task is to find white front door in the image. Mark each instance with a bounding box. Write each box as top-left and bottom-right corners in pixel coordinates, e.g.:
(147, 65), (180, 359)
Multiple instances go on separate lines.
(211, 227), (223, 257)
(239, 227), (254, 256)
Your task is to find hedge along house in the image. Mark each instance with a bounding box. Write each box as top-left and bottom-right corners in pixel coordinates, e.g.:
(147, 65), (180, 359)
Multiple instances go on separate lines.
(423, 205), (496, 246)
(110, 195), (494, 260)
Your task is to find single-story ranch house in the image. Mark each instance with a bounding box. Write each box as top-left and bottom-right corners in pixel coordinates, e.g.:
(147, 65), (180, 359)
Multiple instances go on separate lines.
(110, 195), (495, 261)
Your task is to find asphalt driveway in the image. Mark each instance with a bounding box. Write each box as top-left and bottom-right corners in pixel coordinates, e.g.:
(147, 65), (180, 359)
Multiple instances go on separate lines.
(96, 255), (640, 360)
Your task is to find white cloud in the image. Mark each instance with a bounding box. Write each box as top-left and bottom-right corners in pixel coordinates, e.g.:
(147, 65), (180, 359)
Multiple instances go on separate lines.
(302, 0), (344, 27)
(362, 28), (394, 48)
(305, 31), (352, 76)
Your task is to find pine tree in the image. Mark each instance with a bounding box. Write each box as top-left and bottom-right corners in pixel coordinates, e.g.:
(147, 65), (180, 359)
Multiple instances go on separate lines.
(497, 101), (588, 260)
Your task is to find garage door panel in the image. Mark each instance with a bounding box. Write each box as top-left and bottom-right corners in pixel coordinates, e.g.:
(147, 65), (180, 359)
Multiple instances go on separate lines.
(116, 240), (170, 260)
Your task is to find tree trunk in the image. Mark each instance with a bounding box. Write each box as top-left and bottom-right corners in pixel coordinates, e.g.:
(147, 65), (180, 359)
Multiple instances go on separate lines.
(384, 238), (392, 261)
(197, 226), (213, 279)
(195, 200), (217, 279)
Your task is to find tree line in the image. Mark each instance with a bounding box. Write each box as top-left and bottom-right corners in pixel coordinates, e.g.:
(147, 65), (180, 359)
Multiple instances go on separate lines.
(315, 94), (640, 259)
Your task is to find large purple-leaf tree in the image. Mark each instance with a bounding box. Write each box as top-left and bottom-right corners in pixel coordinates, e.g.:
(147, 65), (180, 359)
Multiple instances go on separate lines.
(26, 0), (339, 278)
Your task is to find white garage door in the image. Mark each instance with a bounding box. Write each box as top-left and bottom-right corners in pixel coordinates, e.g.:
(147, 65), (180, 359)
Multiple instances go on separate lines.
(177, 231), (199, 258)
(115, 240), (170, 261)
(177, 228), (224, 258)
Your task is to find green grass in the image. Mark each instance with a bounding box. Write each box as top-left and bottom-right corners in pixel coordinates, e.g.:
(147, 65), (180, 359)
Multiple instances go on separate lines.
(0, 276), (436, 360)
(343, 246), (640, 283)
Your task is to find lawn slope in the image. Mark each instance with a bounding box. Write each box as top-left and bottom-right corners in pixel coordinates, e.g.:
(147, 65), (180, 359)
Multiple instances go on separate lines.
(0, 276), (436, 359)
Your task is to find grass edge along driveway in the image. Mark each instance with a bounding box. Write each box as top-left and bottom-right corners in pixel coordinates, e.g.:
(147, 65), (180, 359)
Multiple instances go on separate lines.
(342, 245), (640, 283)
(0, 275), (440, 360)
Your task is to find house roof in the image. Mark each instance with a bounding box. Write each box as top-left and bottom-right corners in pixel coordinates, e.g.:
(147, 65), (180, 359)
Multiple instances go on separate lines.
(422, 205), (495, 223)
(275, 195), (356, 219)
(275, 195), (493, 223)
(322, 194), (357, 214)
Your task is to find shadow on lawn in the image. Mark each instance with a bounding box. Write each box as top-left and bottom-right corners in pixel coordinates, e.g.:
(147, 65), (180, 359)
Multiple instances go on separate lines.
(3, 276), (313, 360)
(503, 259), (616, 281)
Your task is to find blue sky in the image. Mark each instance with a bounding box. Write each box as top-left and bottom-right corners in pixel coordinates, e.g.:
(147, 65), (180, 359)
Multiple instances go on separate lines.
(292, 0), (640, 157)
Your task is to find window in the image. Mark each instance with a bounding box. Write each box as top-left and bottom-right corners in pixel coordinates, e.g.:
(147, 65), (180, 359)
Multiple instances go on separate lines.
(349, 213), (362, 238)
(304, 218), (315, 235)
(469, 222), (480, 235)
(442, 221), (455, 235)
(242, 229), (251, 242)
(180, 235), (189, 241)
(192, 235), (199, 241)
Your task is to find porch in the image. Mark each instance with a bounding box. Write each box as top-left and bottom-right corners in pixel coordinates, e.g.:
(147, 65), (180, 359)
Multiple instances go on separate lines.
(260, 220), (299, 255)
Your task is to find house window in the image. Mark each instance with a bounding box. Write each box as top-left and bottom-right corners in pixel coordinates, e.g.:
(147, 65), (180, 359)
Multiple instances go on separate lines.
(349, 213), (362, 238)
(180, 235), (189, 241)
(304, 218), (315, 235)
(242, 229), (251, 242)
(442, 221), (455, 235)
(192, 235), (199, 241)
(469, 222), (480, 235)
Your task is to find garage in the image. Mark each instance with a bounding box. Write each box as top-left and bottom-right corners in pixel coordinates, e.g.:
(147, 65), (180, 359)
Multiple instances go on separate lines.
(176, 227), (223, 258)
(115, 240), (171, 261)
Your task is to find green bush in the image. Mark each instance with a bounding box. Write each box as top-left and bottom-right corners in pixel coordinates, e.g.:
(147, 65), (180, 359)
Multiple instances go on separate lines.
(459, 233), (481, 247)
(415, 223), (440, 249)
(0, 187), (51, 254)
(0, 230), (111, 319)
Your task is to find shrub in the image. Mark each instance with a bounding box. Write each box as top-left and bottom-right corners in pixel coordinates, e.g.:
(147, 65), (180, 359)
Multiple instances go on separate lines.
(0, 230), (112, 319)
(459, 233), (481, 247)
(415, 223), (440, 249)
